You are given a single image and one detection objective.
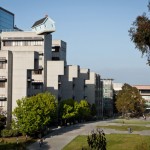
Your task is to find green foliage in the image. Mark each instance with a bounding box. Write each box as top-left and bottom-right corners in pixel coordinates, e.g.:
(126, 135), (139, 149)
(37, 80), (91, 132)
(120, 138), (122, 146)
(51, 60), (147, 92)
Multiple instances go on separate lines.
(1, 129), (19, 138)
(78, 100), (91, 120)
(58, 99), (91, 125)
(129, 3), (150, 64)
(87, 129), (106, 150)
(115, 83), (146, 117)
(13, 92), (57, 135)
(58, 99), (77, 125)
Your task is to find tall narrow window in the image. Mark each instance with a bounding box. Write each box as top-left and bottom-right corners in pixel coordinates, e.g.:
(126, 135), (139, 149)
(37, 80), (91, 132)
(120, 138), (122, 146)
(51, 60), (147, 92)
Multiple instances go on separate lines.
(0, 82), (5, 88)
(0, 62), (6, 69)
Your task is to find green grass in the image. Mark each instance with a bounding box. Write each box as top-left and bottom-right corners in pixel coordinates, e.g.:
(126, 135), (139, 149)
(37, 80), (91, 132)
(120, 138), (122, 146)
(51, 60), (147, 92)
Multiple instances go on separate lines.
(97, 125), (150, 131)
(112, 119), (150, 125)
(63, 134), (150, 150)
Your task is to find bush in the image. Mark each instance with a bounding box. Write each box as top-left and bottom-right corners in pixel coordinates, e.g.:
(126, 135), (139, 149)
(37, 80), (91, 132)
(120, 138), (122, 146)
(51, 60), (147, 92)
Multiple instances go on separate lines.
(1, 129), (19, 138)
(87, 129), (106, 150)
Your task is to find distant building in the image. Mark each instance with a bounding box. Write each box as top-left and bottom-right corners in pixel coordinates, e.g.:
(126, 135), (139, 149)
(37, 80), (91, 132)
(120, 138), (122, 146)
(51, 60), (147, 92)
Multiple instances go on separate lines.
(102, 79), (114, 117)
(133, 85), (150, 111)
(0, 7), (14, 31)
(113, 83), (123, 94)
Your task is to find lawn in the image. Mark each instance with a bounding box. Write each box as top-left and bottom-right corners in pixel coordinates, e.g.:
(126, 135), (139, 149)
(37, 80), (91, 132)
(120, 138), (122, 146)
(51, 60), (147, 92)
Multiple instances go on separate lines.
(63, 134), (150, 150)
(97, 125), (150, 131)
(112, 119), (150, 125)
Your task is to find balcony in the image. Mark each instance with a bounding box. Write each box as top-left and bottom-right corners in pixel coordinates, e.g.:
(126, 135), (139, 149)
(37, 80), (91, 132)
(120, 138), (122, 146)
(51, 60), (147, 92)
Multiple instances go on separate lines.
(32, 80), (43, 84)
(0, 76), (7, 82)
(38, 66), (43, 70)
(27, 78), (33, 82)
(0, 57), (7, 63)
(0, 96), (7, 101)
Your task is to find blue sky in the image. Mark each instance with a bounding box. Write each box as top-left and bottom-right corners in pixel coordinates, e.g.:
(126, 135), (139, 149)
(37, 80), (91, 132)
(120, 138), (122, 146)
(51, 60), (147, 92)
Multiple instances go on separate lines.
(1, 0), (150, 85)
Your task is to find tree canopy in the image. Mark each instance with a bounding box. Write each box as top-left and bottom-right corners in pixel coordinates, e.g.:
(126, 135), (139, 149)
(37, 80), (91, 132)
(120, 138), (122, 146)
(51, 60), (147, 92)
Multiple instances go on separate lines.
(115, 83), (146, 117)
(13, 92), (57, 135)
(78, 100), (91, 120)
(58, 99), (91, 125)
(129, 2), (150, 64)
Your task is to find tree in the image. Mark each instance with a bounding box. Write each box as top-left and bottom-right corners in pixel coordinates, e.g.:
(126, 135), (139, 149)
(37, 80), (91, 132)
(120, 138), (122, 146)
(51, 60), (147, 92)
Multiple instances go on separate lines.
(58, 99), (77, 125)
(129, 2), (150, 64)
(78, 100), (91, 121)
(13, 92), (57, 136)
(115, 83), (146, 117)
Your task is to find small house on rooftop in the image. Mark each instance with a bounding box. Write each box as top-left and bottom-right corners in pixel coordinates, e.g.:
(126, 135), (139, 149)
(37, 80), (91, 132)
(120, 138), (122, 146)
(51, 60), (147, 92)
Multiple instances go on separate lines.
(31, 16), (55, 35)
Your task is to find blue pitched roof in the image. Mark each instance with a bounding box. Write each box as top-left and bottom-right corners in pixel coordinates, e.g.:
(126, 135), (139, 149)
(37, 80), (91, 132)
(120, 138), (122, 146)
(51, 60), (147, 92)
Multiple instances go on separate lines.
(32, 17), (47, 28)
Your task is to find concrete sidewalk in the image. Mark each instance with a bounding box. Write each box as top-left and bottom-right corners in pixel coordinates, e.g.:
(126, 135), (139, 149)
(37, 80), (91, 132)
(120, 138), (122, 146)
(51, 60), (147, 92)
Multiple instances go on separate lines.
(27, 120), (150, 150)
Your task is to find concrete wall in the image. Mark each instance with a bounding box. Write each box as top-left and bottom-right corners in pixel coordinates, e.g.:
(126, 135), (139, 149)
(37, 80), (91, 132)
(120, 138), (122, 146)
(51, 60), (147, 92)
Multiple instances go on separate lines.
(73, 68), (89, 101)
(85, 72), (96, 104)
(47, 61), (64, 99)
(52, 40), (67, 65)
(60, 65), (79, 100)
(12, 51), (38, 110)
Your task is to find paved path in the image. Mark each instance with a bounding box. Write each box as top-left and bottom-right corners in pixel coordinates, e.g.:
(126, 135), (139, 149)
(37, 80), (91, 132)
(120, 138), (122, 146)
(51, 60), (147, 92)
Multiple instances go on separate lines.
(27, 120), (150, 150)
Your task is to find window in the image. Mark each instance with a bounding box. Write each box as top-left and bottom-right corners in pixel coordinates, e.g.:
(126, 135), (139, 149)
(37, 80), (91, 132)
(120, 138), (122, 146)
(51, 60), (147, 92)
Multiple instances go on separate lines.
(52, 46), (60, 52)
(0, 82), (5, 88)
(32, 84), (43, 89)
(32, 70), (42, 75)
(0, 62), (6, 69)
(3, 40), (43, 46)
(0, 101), (5, 107)
(52, 57), (59, 60)
(3, 41), (12, 46)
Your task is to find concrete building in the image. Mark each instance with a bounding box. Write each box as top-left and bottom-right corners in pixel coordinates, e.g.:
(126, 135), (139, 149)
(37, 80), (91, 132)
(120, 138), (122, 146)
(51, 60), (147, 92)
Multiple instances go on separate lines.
(113, 82), (123, 95)
(85, 72), (103, 117)
(0, 8), (104, 123)
(133, 85), (150, 112)
(0, 15), (55, 124)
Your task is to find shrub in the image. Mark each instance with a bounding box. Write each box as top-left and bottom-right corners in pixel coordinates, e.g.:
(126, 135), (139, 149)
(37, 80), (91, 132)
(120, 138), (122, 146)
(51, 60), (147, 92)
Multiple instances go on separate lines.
(1, 129), (19, 138)
(87, 129), (106, 150)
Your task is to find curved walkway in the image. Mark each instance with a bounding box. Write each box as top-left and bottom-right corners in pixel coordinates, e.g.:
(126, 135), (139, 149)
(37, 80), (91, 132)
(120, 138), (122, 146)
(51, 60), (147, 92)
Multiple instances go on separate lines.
(27, 119), (150, 150)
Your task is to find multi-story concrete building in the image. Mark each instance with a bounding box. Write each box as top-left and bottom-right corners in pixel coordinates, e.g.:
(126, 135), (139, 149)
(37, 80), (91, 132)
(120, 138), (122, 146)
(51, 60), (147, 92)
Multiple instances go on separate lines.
(0, 15), (55, 125)
(0, 12), (104, 124)
(85, 72), (103, 117)
(133, 85), (150, 112)
(113, 83), (123, 94)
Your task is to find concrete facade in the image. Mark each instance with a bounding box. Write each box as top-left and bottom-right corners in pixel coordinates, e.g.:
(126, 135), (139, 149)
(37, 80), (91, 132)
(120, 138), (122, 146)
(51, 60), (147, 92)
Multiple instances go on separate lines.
(133, 85), (150, 111)
(85, 72), (103, 117)
(0, 13), (104, 123)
